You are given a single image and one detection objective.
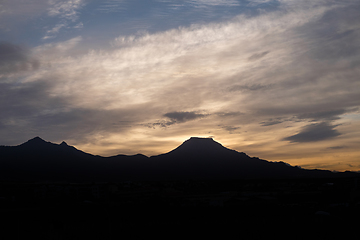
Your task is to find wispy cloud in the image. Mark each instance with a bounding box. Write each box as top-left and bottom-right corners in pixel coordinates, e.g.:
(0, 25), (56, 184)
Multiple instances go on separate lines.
(260, 118), (287, 126)
(248, 51), (270, 61)
(47, 0), (84, 21)
(43, 0), (85, 40)
(327, 146), (346, 150)
(1, 0), (360, 169)
(97, 0), (128, 13)
(229, 83), (272, 92)
(18, 1), (360, 128)
(187, 0), (240, 7)
(34, 36), (83, 60)
(43, 23), (67, 40)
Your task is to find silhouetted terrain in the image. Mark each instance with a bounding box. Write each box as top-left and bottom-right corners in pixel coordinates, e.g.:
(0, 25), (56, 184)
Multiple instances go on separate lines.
(1, 178), (360, 239)
(1, 137), (360, 239)
(0, 136), (357, 182)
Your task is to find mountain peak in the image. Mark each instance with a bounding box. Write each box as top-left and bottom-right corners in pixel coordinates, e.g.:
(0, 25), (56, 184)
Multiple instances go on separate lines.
(31, 136), (45, 141)
(165, 137), (228, 156)
(26, 136), (46, 144)
(188, 137), (214, 141)
(19, 136), (49, 147)
(60, 141), (68, 146)
(184, 137), (220, 147)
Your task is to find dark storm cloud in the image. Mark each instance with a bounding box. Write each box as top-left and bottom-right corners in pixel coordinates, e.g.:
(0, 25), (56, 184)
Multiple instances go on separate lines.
(164, 111), (207, 123)
(248, 51), (270, 61)
(0, 42), (39, 75)
(283, 122), (341, 143)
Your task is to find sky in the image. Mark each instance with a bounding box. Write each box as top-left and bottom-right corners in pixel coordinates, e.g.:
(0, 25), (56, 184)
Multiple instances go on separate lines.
(0, 0), (359, 171)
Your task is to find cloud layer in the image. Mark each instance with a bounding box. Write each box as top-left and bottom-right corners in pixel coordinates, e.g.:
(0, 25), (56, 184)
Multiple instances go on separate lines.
(0, 0), (360, 171)
(283, 122), (341, 143)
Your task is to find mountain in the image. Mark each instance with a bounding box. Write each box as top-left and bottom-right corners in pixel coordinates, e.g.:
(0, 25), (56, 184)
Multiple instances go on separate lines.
(149, 137), (329, 180)
(0, 136), (350, 182)
(0, 137), (100, 182)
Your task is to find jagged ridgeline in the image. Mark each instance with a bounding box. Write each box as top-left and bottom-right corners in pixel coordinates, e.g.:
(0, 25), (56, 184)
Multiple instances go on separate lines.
(0, 137), (353, 182)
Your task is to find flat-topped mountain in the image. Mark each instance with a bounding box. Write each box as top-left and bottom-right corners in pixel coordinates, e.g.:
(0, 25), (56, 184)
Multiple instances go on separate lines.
(155, 137), (245, 160)
(0, 136), (354, 182)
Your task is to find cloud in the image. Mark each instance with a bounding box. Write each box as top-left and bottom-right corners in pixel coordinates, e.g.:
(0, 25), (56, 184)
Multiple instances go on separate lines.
(229, 84), (271, 92)
(0, 77), (157, 145)
(47, 0), (84, 21)
(43, 0), (85, 39)
(142, 110), (209, 130)
(0, 42), (39, 77)
(216, 112), (244, 117)
(248, 51), (270, 61)
(43, 23), (67, 40)
(164, 111), (207, 123)
(73, 22), (83, 29)
(296, 109), (348, 121)
(221, 125), (240, 133)
(33, 36), (82, 60)
(187, 0), (240, 7)
(327, 146), (346, 150)
(142, 120), (175, 129)
(283, 122), (341, 143)
(1, 0), (360, 166)
(96, 0), (129, 13)
(248, 0), (274, 4)
(260, 118), (287, 126)
(0, 0), (48, 20)
(0, 42), (27, 66)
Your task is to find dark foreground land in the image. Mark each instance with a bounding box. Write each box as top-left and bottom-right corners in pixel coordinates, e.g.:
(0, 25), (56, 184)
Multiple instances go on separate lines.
(1, 177), (360, 239)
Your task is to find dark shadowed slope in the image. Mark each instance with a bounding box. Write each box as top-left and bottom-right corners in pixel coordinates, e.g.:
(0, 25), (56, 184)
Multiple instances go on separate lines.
(0, 136), (348, 182)
(0, 137), (156, 182)
(0, 137), (100, 181)
(149, 137), (329, 179)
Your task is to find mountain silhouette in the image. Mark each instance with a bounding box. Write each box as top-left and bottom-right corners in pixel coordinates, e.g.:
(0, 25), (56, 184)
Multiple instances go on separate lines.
(0, 136), (353, 182)
(149, 137), (322, 180)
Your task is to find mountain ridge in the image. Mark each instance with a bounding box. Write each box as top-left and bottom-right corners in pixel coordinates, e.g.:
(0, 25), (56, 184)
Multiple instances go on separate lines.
(0, 136), (357, 182)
